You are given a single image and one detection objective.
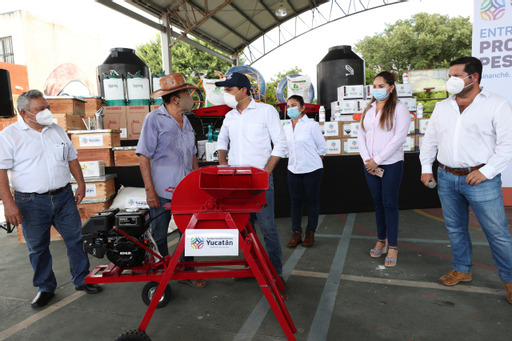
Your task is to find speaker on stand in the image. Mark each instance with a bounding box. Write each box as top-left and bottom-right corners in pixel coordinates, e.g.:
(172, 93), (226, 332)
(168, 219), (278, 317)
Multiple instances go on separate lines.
(0, 69), (15, 118)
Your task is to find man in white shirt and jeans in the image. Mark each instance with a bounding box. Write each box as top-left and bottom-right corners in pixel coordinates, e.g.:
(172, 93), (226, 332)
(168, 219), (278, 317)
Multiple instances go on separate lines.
(216, 72), (288, 282)
(420, 57), (512, 304)
(0, 90), (101, 309)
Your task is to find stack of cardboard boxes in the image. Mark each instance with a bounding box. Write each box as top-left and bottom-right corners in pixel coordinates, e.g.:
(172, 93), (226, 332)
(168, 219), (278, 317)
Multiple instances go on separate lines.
(320, 82), (420, 156)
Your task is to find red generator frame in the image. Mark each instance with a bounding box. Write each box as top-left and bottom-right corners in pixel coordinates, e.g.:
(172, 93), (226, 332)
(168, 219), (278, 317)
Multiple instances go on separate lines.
(86, 166), (297, 341)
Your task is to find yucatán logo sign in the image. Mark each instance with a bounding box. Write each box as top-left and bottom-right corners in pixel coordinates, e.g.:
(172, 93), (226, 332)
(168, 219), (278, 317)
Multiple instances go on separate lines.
(184, 229), (239, 256)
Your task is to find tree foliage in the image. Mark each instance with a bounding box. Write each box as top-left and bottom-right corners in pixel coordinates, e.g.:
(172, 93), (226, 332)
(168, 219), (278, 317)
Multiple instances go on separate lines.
(136, 34), (232, 83)
(354, 13), (472, 84)
(265, 67), (303, 106)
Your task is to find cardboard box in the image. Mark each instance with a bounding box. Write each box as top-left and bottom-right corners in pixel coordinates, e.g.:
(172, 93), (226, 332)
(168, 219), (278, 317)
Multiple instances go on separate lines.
(113, 146), (139, 166)
(71, 174), (116, 200)
(403, 136), (416, 152)
(77, 196), (115, 224)
(126, 106), (150, 140)
(77, 148), (115, 167)
(342, 138), (359, 155)
(80, 161), (105, 177)
(396, 83), (413, 97)
(325, 139), (342, 156)
(415, 134), (425, 151)
(341, 121), (361, 138)
(358, 99), (372, 112)
(206, 141), (218, 161)
(400, 98), (417, 111)
(69, 129), (121, 149)
(337, 85), (364, 100)
(52, 113), (86, 131)
(364, 85), (372, 99)
(321, 121), (342, 138)
(408, 118), (417, 136)
(46, 96), (86, 116)
(338, 100), (359, 114)
(150, 105), (160, 112)
(103, 106), (127, 139)
(417, 118), (430, 134)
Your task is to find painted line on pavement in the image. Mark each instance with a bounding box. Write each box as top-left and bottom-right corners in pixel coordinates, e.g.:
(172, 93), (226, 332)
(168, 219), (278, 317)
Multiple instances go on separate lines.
(0, 292), (85, 340)
(307, 213), (355, 341)
(233, 215), (325, 341)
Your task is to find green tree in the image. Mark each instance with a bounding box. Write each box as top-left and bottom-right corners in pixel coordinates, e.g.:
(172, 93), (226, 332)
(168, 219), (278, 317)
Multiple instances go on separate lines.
(265, 67), (303, 107)
(354, 13), (472, 84)
(136, 34), (232, 83)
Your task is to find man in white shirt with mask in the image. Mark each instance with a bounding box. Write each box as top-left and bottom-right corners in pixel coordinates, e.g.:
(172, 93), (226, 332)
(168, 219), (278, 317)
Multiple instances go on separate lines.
(0, 90), (101, 309)
(216, 72), (288, 283)
(420, 57), (512, 305)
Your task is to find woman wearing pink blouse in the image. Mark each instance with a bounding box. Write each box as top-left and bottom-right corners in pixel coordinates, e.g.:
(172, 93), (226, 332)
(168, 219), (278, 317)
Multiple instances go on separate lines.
(357, 71), (410, 267)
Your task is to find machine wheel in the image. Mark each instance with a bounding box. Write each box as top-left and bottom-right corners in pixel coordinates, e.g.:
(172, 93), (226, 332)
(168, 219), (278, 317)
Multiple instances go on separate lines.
(141, 281), (171, 308)
(115, 330), (151, 341)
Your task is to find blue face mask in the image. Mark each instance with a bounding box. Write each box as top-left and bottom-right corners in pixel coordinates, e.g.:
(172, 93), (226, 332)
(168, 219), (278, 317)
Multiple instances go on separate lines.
(287, 106), (301, 119)
(371, 87), (389, 101)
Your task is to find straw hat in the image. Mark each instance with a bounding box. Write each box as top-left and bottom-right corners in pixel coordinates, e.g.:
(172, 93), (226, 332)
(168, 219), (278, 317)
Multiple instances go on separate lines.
(151, 73), (200, 98)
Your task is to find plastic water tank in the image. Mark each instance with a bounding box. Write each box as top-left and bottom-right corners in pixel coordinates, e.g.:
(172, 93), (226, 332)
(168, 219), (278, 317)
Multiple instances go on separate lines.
(97, 48), (151, 101)
(317, 45), (365, 118)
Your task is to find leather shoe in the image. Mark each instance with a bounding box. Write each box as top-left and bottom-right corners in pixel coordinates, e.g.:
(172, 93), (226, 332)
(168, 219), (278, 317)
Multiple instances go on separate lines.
(504, 283), (512, 304)
(31, 291), (55, 308)
(75, 284), (102, 294)
(287, 231), (302, 248)
(302, 231), (315, 247)
(439, 270), (472, 286)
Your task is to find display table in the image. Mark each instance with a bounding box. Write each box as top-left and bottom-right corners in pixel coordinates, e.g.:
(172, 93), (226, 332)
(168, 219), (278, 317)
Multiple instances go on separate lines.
(105, 153), (440, 218)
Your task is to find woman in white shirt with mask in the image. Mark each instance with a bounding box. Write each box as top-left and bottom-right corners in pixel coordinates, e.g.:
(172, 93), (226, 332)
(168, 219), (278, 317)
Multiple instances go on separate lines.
(283, 95), (327, 248)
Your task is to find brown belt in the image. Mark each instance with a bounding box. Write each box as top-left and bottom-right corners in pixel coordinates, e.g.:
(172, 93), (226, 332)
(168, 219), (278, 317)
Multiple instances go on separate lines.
(37, 184), (70, 195)
(438, 163), (484, 176)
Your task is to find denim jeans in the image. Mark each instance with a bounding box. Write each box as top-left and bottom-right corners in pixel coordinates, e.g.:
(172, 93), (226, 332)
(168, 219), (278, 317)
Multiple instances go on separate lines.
(14, 186), (90, 292)
(363, 161), (404, 247)
(287, 168), (323, 233)
(149, 197), (192, 265)
(437, 167), (512, 283)
(250, 173), (283, 275)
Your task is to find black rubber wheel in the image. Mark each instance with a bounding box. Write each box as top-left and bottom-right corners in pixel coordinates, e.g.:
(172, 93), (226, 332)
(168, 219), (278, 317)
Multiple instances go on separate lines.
(115, 330), (151, 341)
(141, 281), (171, 308)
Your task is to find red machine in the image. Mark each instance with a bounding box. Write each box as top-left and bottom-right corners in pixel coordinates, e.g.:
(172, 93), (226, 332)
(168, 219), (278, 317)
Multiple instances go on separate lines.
(85, 166), (296, 341)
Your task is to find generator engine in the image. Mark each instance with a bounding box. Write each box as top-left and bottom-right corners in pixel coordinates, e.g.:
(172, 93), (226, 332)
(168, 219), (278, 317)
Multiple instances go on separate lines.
(82, 208), (152, 268)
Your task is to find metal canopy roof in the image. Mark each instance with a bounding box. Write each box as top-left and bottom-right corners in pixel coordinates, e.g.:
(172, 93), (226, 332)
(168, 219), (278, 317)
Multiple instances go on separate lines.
(96, 0), (406, 65)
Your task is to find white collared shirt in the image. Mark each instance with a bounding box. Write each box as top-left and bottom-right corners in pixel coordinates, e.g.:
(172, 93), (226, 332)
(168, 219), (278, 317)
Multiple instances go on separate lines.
(216, 99), (287, 169)
(0, 120), (77, 193)
(283, 116), (326, 174)
(420, 88), (512, 179)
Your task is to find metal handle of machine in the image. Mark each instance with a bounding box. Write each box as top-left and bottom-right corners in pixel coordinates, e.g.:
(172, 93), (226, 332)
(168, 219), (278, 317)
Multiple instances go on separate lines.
(0, 221), (14, 233)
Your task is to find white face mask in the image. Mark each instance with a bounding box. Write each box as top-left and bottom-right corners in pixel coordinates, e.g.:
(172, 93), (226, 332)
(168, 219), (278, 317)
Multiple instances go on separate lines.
(27, 109), (54, 126)
(223, 92), (238, 109)
(446, 75), (472, 95)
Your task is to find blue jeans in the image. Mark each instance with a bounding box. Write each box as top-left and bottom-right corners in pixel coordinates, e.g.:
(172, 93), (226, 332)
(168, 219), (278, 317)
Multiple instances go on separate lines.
(14, 186), (90, 292)
(287, 168), (323, 233)
(363, 161), (403, 247)
(437, 167), (512, 283)
(149, 197), (192, 265)
(250, 174), (283, 275)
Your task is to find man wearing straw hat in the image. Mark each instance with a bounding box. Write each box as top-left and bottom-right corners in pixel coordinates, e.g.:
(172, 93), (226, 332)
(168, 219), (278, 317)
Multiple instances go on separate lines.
(136, 73), (206, 288)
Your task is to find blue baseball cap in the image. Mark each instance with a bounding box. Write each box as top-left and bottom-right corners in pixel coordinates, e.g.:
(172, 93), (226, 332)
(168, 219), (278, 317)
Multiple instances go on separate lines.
(215, 72), (252, 91)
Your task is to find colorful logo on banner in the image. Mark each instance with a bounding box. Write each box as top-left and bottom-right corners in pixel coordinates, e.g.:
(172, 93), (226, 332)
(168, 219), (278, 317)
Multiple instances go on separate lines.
(480, 0), (506, 21)
(190, 237), (205, 249)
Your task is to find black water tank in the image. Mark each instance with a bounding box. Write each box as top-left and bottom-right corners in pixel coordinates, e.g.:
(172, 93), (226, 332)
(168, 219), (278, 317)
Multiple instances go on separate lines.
(97, 48), (151, 98)
(317, 45), (365, 117)
(0, 69), (14, 118)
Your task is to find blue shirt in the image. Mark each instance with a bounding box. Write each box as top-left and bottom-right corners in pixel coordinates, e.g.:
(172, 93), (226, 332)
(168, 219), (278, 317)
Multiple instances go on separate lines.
(136, 105), (197, 199)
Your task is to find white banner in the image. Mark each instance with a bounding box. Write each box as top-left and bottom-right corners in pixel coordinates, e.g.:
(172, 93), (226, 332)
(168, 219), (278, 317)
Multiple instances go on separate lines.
(184, 229), (239, 257)
(472, 0), (512, 186)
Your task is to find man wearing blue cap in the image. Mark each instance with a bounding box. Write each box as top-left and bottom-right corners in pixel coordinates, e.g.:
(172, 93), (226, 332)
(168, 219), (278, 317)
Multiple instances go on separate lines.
(215, 72), (288, 283)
